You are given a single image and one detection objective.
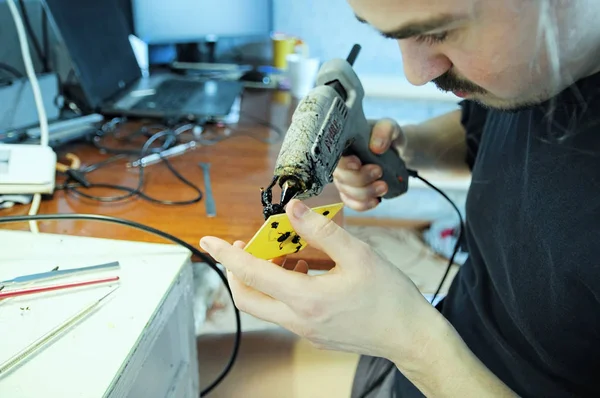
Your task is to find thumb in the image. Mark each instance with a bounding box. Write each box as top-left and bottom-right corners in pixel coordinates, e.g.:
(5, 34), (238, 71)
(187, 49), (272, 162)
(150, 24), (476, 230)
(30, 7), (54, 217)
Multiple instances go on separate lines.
(369, 118), (402, 155)
(286, 199), (359, 264)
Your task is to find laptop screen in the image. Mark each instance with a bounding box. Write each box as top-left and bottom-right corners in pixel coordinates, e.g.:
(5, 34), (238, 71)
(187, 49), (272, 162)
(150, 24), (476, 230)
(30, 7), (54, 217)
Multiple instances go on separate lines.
(44, 0), (141, 109)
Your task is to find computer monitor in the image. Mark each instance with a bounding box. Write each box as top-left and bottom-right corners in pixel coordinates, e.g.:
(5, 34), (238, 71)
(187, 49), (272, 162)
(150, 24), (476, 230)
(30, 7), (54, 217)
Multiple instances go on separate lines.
(131, 0), (272, 45)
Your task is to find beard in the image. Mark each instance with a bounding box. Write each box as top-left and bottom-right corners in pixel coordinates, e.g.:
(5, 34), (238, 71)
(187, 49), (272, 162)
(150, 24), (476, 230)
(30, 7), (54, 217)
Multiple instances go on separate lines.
(433, 70), (545, 112)
(432, 70), (487, 95)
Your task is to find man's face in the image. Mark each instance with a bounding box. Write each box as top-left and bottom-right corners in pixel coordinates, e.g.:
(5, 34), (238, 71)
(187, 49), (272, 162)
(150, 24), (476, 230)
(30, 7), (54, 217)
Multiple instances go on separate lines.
(348, 0), (562, 110)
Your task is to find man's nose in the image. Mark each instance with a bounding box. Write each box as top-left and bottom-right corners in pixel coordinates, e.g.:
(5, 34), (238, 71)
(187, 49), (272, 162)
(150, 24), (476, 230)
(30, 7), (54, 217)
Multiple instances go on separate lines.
(397, 40), (452, 86)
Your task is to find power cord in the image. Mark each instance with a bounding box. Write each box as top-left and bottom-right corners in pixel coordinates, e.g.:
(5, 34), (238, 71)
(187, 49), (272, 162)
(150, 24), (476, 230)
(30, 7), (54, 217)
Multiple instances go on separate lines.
(192, 111), (285, 146)
(16, 0), (48, 73)
(358, 169), (465, 398)
(0, 62), (24, 79)
(7, 0), (51, 234)
(82, 114), (284, 204)
(92, 122), (188, 156)
(406, 168), (465, 305)
(0, 213), (241, 397)
(60, 130), (203, 205)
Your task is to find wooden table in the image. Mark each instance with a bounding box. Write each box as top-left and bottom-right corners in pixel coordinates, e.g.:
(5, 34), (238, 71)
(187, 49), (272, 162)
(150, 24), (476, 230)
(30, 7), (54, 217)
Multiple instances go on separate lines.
(0, 90), (342, 269)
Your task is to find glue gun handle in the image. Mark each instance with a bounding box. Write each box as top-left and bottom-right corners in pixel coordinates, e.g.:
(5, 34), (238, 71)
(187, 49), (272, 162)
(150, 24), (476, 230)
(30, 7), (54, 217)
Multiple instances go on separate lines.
(345, 130), (410, 199)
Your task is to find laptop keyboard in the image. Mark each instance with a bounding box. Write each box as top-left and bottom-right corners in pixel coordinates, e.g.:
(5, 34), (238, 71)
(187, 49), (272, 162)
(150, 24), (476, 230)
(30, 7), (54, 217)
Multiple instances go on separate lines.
(131, 80), (201, 111)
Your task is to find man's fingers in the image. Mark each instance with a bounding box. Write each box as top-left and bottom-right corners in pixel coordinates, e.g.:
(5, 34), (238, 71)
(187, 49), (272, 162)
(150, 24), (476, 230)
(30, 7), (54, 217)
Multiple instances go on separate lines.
(336, 155), (362, 171)
(271, 256), (287, 268)
(285, 199), (365, 265)
(293, 260), (309, 274)
(282, 258), (296, 270)
(335, 179), (387, 202)
(339, 192), (380, 212)
(227, 271), (295, 326)
(370, 118), (401, 155)
(200, 236), (310, 301)
(333, 164), (382, 188)
(282, 259), (310, 273)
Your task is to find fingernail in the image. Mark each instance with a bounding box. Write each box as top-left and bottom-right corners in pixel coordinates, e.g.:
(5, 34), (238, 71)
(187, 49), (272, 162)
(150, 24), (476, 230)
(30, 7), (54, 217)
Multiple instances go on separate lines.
(372, 138), (385, 150)
(376, 185), (387, 195)
(371, 168), (382, 179)
(347, 162), (360, 171)
(292, 201), (309, 219)
(200, 238), (211, 251)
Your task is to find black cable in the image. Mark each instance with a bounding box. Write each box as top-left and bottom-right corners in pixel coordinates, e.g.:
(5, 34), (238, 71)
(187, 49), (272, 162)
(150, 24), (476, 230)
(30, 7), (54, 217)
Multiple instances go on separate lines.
(0, 62), (24, 78)
(62, 131), (203, 205)
(69, 131), (169, 202)
(0, 213), (240, 397)
(81, 154), (128, 173)
(92, 124), (185, 156)
(42, 6), (49, 72)
(407, 169), (464, 305)
(239, 110), (285, 141)
(357, 361), (396, 398)
(358, 170), (465, 398)
(197, 113), (285, 146)
(17, 0), (47, 72)
(61, 156), (203, 206)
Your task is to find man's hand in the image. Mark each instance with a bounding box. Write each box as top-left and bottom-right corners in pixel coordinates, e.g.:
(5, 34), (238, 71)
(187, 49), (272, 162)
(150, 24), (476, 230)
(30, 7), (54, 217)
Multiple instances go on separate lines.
(199, 199), (519, 397)
(333, 118), (406, 212)
(199, 199), (434, 361)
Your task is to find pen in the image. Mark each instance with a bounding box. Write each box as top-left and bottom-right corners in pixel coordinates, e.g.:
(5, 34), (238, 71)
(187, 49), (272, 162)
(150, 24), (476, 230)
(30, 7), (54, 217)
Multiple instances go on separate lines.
(127, 141), (197, 168)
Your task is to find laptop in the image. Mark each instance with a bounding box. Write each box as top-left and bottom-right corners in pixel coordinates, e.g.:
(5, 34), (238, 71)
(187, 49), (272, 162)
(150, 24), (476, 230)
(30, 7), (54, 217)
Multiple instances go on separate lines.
(43, 0), (243, 123)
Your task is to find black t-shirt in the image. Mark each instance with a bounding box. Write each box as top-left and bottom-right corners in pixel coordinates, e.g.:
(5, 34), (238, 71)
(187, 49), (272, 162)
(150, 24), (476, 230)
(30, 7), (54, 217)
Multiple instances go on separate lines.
(395, 72), (600, 397)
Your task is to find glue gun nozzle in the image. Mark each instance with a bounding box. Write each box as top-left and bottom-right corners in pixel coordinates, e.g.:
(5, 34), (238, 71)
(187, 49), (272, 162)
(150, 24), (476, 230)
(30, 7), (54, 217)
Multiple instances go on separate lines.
(280, 178), (302, 208)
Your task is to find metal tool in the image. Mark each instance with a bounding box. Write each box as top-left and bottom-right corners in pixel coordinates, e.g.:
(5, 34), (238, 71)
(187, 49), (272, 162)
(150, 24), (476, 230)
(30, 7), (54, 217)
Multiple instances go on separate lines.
(260, 44), (410, 219)
(128, 141), (197, 168)
(199, 162), (216, 217)
(0, 276), (120, 300)
(0, 261), (120, 290)
(0, 286), (119, 377)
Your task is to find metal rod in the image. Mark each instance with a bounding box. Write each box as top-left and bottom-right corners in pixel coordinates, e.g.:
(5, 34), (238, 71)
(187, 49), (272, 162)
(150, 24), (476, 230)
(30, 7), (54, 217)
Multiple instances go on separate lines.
(0, 276), (119, 300)
(199, 162), (216, 217)
(0, 286), (119, 377)
(1, 261), (120, 287)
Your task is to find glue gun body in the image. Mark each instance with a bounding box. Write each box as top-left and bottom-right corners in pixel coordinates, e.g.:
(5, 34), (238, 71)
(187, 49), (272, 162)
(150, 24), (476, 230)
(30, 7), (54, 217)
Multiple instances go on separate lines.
(263, 45), (409, 218)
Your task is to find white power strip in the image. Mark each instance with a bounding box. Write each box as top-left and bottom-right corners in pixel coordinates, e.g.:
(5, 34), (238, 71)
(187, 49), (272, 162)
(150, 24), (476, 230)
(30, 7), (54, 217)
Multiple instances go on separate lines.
(0, 144), (56, 194)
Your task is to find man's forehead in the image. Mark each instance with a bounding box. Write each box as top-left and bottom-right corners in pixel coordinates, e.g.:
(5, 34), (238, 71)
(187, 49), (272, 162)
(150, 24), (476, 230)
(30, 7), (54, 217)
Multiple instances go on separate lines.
(349, 0), (477, 32)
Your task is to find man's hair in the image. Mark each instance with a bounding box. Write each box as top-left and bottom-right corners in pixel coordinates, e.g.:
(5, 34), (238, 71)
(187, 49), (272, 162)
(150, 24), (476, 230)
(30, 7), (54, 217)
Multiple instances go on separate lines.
(532, 0), (595, 143)
(535, 0), (562, 90)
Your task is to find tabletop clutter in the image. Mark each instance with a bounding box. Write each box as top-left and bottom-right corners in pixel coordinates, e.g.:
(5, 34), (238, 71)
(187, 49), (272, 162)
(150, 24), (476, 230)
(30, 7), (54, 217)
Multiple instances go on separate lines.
(0, 261), (121, 377)
(271, 33), (320, 98)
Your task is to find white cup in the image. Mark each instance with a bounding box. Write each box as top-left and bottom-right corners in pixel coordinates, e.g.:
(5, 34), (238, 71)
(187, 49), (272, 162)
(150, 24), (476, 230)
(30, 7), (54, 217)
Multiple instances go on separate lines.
(286, 54), (320, 98)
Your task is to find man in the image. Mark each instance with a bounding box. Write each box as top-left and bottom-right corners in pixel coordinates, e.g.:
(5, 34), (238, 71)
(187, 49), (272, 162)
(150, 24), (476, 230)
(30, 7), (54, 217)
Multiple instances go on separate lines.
(200, 0), (600, 396)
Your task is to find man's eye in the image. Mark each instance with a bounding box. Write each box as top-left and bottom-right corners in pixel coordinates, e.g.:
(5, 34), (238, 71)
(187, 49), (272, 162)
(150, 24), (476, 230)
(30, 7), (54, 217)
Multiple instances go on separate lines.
(414, 32), (449, 45)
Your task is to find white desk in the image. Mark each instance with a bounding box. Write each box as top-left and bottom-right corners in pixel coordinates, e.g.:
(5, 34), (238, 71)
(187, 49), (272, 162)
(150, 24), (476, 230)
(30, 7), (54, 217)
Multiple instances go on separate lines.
(0, 230), (199, 398)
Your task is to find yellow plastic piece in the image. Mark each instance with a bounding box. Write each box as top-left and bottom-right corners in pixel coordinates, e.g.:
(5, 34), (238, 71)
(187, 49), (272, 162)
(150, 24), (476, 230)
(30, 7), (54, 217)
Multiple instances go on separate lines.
(244, 202), (344, 260)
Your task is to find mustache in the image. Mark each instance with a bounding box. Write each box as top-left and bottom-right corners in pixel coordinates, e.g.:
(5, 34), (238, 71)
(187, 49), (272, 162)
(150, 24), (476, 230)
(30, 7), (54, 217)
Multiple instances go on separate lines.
(432, 71), (487, 94)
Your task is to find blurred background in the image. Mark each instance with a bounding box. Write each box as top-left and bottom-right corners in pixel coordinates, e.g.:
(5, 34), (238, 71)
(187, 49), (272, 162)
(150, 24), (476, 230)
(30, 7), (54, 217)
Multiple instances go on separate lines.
(0, 0), (466, 221)
(0, 3), (470, 396)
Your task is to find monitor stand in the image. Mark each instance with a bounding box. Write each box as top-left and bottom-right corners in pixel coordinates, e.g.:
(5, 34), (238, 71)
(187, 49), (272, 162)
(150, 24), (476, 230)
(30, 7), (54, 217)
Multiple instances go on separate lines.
(176, 43), (202, 63)
(176, 36), (219, 63)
